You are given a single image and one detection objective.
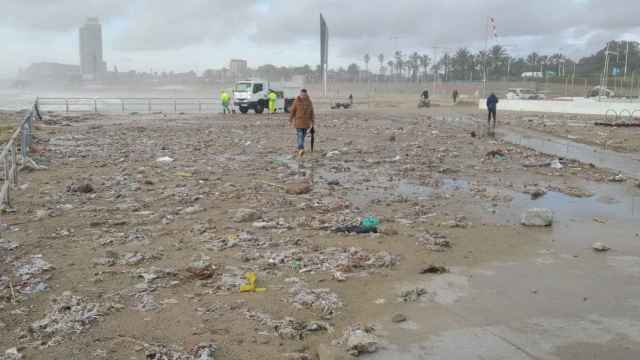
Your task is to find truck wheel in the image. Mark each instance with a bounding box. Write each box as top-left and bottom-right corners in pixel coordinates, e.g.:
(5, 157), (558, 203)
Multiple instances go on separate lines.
(255, 103), (265, 114)
(240, 107), (249, 114)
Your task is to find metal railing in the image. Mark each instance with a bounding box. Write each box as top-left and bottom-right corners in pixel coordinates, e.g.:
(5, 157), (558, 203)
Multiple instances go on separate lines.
(1, 99), (41, 210)
(37, 97), (221, 113)
(603, 108), (640, 123)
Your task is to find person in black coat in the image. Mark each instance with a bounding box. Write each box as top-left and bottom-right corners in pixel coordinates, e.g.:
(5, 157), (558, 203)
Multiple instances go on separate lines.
(486, 93), (499, 135)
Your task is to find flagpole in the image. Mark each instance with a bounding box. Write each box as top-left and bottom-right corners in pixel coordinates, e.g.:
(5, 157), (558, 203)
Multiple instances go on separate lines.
(482, 17), (488, 99)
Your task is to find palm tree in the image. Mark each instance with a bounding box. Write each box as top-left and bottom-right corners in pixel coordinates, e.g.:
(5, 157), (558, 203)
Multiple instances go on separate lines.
(451, 48), (472, 80)
(489, 45), (507, 79)
(394, 51), (404, 80)
(377, 53), (385, 80)
(363, 53), (370, 82)
(527, 52), (539, 72)
(387, 60), (395, 80)
(409, 52), (421, 82)
(420, 54), (431, 82)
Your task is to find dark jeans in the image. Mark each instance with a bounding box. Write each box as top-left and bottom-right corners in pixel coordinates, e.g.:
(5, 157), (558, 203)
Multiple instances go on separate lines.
(296, 128), (307, 150)
(488, 108), (497, 123)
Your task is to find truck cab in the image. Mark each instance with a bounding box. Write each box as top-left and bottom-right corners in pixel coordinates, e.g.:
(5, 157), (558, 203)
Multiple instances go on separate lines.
(233, 79), (296, 114)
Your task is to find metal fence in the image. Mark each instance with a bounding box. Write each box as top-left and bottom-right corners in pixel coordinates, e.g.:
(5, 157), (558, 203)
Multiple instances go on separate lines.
(1, 99), (41, 210)
(37, 98), (220, 113)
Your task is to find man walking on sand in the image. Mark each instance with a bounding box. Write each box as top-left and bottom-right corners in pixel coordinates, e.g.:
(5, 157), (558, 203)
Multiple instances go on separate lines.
(486, 92), (499, 135)
(289, 89), (315, 157)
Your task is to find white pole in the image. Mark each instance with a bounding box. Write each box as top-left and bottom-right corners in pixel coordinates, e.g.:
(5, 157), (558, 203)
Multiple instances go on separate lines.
(624, 40), (629, 81)
(482, 17), (488, 98)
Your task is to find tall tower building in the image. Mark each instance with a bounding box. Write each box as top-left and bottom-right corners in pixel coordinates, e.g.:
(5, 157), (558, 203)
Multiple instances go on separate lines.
(79, 17), (106, 80)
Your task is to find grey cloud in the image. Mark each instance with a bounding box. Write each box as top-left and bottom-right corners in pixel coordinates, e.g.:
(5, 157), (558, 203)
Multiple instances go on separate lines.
(114, 0), (257, 51)
(2, 0), (640, 65)
(2, 0), (128, 31)
(251, 0), (640, 58)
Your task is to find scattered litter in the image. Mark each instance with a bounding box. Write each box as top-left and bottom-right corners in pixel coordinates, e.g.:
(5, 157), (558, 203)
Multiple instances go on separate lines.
(2, 348), (22, 360)
(399, 287), (427, 302)
(156, 156), (174, 163)
(524, 187), (547, 200)
(14, 255), (54, 294)
(550, 159), (564, 169)
(360, 216), (380, 231)
(143, 342), (217, 360)
(181, 204), (205, 215)
(592, 242), (610, 252)
(286, 182), (313, 195)
(233, 208), (260, 223)
(339, 325), (379, 356)
(239, 272), (266, 293)
(66, 182), (94, 193)
(439, 216), (470, 228)
(186, 259), (217, 280)
(608, 174), (626, 183)
(391, 314), (407, 323)
(333, 271), (346, 282)
(135, 294), (161, 312)
(332, 224), (377, 234)
(417, 232), (451, 251)
(286, 278), (342, 318)
(419, 265), (449, 274)
(245, 310), (331, 340)
(0, 239), (19, 250)
(31, 292), (102, 339)
(485, 149), (505, 158)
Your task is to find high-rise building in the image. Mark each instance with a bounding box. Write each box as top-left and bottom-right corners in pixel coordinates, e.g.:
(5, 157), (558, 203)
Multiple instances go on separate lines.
(79, 17), (106, 80)
(229, 59), (248, 78)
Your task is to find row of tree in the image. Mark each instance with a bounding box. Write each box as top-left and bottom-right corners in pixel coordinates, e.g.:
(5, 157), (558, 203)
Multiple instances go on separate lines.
(360, 40), (640, 82)
(197, 40), (639, 83)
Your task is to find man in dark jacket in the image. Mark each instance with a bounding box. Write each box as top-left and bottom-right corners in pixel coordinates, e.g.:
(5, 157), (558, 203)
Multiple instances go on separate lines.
(486, 93), (499, 135)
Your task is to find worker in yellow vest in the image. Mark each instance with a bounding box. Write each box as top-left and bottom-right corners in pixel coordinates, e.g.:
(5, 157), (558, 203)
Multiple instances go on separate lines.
(268, 90), (277, 113)
(220, 90), (231, 114)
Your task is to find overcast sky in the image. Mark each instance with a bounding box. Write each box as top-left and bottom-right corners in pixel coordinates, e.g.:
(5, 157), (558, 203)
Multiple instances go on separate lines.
(1, 0), (639, 77)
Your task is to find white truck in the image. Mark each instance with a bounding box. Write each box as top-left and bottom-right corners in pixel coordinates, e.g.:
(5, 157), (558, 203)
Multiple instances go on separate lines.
(232, 79), (299, 114)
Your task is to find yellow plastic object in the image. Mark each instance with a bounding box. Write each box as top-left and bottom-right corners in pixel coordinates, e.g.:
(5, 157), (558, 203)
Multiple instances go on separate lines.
(239, 272), (266, 293)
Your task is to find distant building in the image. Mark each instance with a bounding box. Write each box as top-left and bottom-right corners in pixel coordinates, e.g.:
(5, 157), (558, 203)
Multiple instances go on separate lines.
(229, 59), (248, 78)
(79, 17), (107, 80)
(21, 62), (81, 82)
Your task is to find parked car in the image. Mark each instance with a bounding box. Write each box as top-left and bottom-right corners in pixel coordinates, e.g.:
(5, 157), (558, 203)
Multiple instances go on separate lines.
(505, 88), (545, 100)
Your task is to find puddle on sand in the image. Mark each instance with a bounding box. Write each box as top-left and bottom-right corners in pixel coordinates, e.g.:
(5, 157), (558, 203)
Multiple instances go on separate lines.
(500, 129), (640, 178)
(498, 189), (640, 221)
(491, 183), (640, 225)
